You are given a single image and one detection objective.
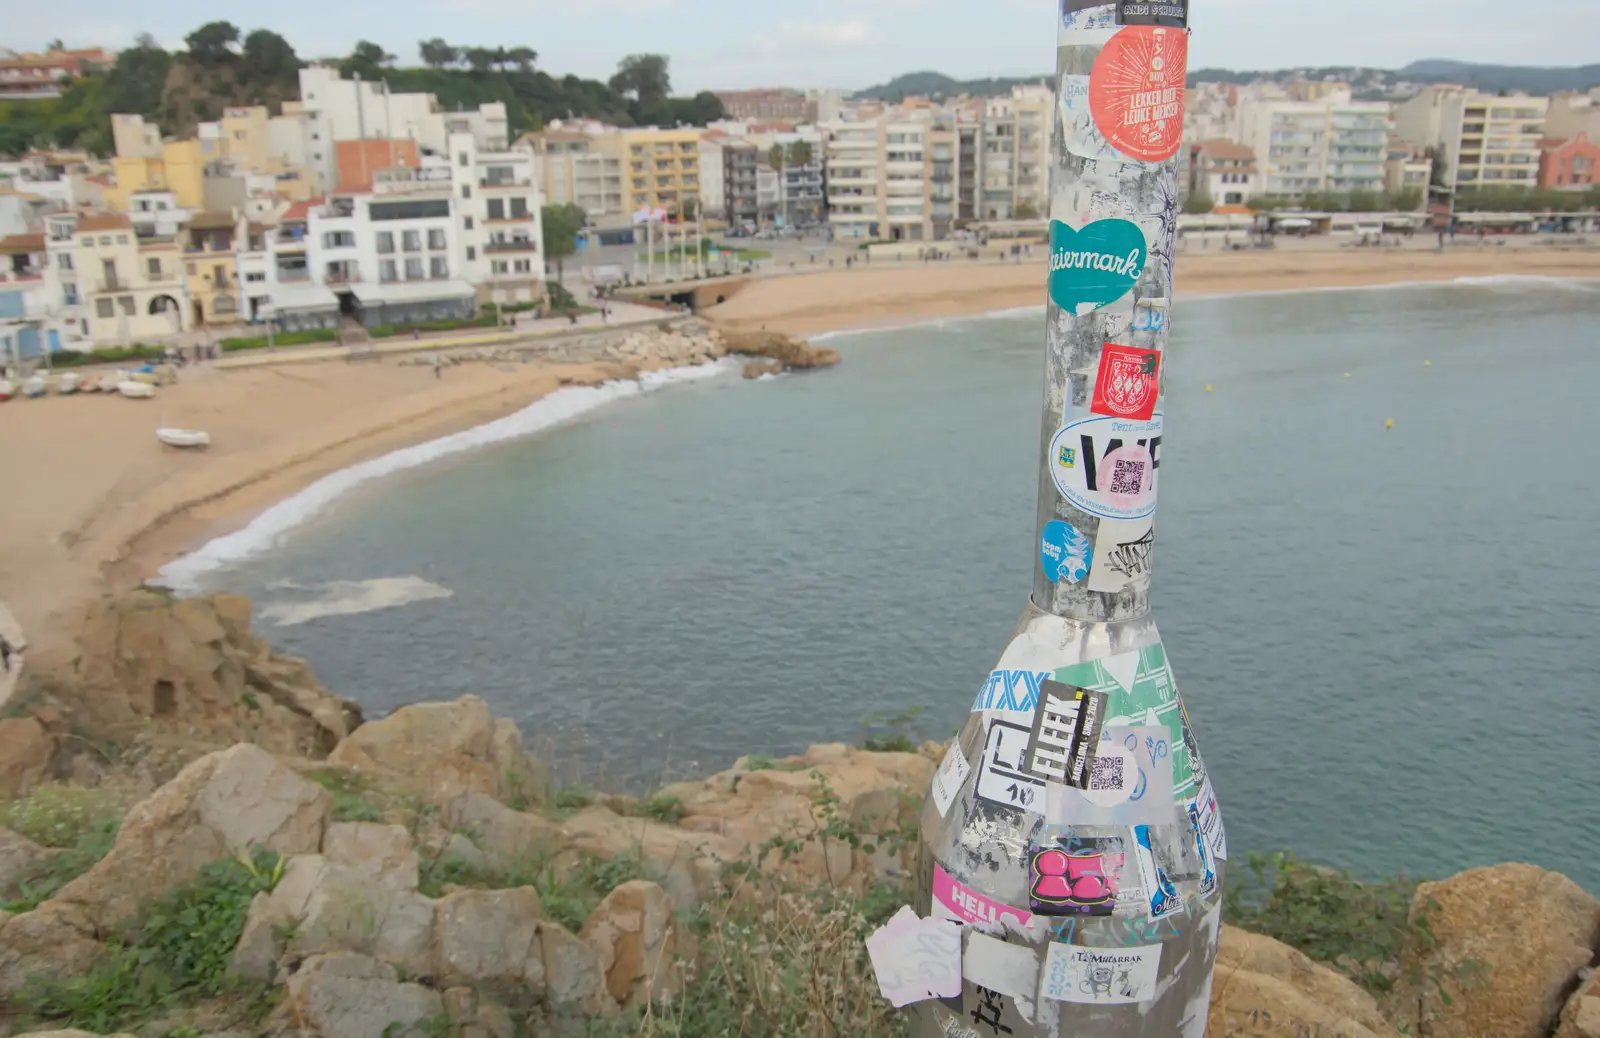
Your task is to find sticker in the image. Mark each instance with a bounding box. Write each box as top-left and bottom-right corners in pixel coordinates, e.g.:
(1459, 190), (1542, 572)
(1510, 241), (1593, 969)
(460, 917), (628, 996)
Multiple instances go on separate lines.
(1039, 521), (1091, 584)
(1087, 515), (1155, 594)
(1054, 643), (1194, 798)
(974, 720), (1045, 814)
(1185, 799), (1218, 899)
(1045, 725), (1175, 826)
(1047, 218), (1147, 316)
(1049, 413), (1162, 520)
(1132, 823), (1185, 921)
(933, 865), (1035, 934)
(970, 669), (1048, 718)
(1115, 0), (1187, 27)
(866, 906), (964, 1007)
(1090, 343), (1161, 420)
(931, 742), (972, 818)
(965, 983), (1029, 1037)
(1058, 75), (1121, 163)
(1023, 681), (1108, 787)
(963, 932), (1039, 1000)
(1132, 298), (1167, 332)
(1192, 776), (1226, 861)
(930, 1006), (981, 1038)
(1028, 834), (1125, 916)
(1089, 27), (1187, 163)
(1040, 942), (1162, 1004)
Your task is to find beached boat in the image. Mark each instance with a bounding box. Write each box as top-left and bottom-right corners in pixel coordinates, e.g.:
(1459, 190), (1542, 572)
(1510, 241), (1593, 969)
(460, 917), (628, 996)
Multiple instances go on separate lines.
(118, 380), (155, 399)
(58, 372), (80, 395)
(21, 376), (45, 398)
(99, 373), (126, 393)
(156, 427), (210, 449)
(0, 380), (12, 401)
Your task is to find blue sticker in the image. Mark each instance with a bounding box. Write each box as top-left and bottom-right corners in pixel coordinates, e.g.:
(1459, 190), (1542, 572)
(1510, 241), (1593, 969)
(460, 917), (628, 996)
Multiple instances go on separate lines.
(1048, 219), (1147, 315)
(1040, 521), (1091, 584)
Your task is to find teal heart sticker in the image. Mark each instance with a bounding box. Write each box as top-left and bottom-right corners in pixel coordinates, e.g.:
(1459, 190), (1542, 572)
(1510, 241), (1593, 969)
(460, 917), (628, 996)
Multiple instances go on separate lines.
(1048, 218), (1148, 315)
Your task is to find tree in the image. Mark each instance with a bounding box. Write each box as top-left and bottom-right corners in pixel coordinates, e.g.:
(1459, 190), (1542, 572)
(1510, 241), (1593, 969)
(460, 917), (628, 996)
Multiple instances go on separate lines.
(418, 38), (459, 69)
(1014, 200), (1040, 220)
(462, 47), (496, 73)
(242, 29), (298, 83)
(46, 38), (64, 52)
(785, 140), (813, 167)
(1387, 187), (1424, 212)
(505, 46), (536, 73)
(103, 36), (170, 120)
(1347, 189), (1384, 212)
(609, 54), (670, 108)
(184, 21), (240, 64)
(541, 202), (586, 282)
(341, 39), (394, 79)
(666, 91), (725, 127)
(767, 143), (785, 171)
(1181, 192), (1213, 215)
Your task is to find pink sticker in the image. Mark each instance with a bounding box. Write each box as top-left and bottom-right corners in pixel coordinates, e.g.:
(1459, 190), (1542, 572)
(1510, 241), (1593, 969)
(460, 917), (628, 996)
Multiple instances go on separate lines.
(932, 865), (1034, 933)
(1097, 444), (1154, 508)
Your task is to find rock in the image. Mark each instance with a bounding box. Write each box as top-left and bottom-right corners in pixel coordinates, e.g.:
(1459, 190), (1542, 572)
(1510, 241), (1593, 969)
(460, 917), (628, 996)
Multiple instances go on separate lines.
(557, 806), (735, 910)
(0, 827), (61, 899)
(0, 901), (105, 998)
(581, 880), (687, 1011)
(1385, 863), (1600, 1038)
(433, 887), (544, 991)
(1208, 926), (1400, 1038)
(286, 951), (443, 1038)
(441, 987), (516, 1038)
(55, 743), (329, 929)
(65, 591), (361, 759)
(1557, 967), (1600, 1038)
(328, 695), (546, 808)
(323, 822), (419, 892)
(541, 919), (614, 1014)
(282, 856), (435, 980)
(0, 717), (54, 798)
(441, 790), (563, 864)
(741, 360), (783, 379)
(720, 329), (840, 370)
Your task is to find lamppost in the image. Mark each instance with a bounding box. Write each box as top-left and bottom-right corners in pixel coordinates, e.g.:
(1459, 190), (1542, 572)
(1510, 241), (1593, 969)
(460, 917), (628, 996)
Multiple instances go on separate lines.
(905, 3), (1223, 1036)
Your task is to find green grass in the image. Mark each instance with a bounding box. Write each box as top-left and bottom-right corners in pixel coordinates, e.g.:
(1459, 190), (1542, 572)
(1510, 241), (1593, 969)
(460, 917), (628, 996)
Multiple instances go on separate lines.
(47, 344), (169, 368)
(417, 848), (644, 933)
(217, 328), (339, 352)
(303, 768), (388, 823)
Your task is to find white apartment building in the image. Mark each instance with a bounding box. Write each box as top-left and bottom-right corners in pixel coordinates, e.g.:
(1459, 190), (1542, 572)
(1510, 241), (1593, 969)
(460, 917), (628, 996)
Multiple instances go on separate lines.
(976, 86), (1050, 221)
(1188, 140), (1257, 206)
(523, 124), (629, 236)
(1238, 89), (1390, 197)
(1547, 91), (1600, 143)
(823, 109), (961, 241)
(824, 118), (881, 239)
(43, 211), (189, 349)
(448, 133), (545, 306)
(698, 134), (727, 218)
(1394, 86), (1547, 190)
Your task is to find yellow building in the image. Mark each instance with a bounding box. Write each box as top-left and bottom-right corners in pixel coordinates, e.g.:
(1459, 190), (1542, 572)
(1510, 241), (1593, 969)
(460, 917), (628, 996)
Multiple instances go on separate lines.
(105, 140), (205, 212)
(181, 210), (242, 330)
(621, 128), (702, 217)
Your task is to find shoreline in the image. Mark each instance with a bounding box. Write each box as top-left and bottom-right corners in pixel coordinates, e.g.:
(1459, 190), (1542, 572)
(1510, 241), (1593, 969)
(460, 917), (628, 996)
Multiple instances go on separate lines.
(7, 248), (1599, 668)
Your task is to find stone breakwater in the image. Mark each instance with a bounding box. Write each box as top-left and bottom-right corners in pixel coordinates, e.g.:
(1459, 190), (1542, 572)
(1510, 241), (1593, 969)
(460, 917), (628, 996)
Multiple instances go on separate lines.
(0, 594), (1597, 1038)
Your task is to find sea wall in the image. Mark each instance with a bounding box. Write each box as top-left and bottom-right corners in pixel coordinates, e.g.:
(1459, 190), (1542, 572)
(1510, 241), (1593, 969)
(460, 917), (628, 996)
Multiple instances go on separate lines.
(1, 594), (1596, 1038)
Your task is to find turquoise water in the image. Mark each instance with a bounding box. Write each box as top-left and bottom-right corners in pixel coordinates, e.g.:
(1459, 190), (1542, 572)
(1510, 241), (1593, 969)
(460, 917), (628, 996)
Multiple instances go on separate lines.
(198, 279), (1600, 891)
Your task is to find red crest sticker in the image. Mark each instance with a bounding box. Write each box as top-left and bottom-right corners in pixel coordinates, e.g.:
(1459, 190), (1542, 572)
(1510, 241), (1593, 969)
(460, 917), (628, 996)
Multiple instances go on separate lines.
(1089, 26), (1188, 163)
(1091, 344), (1161, 420)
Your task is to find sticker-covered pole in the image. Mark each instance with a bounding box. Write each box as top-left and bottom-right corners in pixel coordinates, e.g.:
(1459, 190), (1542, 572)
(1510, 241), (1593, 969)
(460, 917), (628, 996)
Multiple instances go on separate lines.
(903, 2), (1225, 1036)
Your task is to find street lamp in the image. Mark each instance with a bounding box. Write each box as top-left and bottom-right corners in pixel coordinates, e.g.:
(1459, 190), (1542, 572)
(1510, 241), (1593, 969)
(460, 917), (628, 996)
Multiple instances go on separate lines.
(902, 4), (1223, 1036)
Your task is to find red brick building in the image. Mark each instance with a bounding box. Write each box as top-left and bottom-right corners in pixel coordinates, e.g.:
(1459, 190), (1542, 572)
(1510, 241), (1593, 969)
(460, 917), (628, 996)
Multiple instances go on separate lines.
(713, 89), (808, 122)
(1538, 133), (1599, 189)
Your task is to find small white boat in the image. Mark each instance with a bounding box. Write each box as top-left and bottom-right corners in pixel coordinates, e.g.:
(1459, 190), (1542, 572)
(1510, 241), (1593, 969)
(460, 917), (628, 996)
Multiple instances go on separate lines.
(0, 379), (12, 401)
(98, 373), (123, 393)
(118, 380), (155, 399)
(58, 372), (80, 395)
(156, 427), (210, 449)
(21, 376), (45, 399)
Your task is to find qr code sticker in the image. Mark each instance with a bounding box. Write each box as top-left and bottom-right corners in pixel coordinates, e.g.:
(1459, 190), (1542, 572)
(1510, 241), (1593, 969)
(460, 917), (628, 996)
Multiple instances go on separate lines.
(1109, 458), (1145, 495)
(1089, 755), (1123, 791)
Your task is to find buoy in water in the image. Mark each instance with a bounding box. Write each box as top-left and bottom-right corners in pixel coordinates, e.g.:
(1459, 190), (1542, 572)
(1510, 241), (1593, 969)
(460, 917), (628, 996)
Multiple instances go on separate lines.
(1204, 384), (1213, 393)
(1343, 372), (1352, 378)
(1385, 418), (1394, 429)
(1424, 360), (1432, 367)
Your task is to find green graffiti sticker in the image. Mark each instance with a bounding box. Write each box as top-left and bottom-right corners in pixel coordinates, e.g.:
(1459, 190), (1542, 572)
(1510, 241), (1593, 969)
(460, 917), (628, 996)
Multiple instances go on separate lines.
(1047, 218), (1147, 315)
(1053, 642), (1193, 798)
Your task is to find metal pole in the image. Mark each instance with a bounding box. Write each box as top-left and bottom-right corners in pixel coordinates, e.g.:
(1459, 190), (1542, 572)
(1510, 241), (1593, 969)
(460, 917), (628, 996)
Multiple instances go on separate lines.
(908, 4), (1221, 1036)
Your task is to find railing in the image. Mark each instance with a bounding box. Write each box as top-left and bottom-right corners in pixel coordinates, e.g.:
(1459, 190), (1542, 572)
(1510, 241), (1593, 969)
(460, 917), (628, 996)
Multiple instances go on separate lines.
(485, 240), (537, 252)
(485, 212), (535, 222)
(94, 276), (125, 293)
(325, 272), (361, 285)
(479, 177), (532, 189)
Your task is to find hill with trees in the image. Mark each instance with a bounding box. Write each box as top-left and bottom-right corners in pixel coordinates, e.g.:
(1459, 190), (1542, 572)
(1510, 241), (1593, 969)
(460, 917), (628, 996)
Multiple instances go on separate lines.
(0, 23), (724, 157)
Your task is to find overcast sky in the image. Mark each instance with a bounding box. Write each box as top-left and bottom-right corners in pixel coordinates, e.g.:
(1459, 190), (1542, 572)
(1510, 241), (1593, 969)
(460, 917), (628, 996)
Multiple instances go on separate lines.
(15, 0), (1598, 94)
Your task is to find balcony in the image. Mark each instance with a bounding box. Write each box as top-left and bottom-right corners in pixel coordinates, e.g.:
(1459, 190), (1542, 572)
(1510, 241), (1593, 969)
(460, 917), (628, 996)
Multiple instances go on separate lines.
(93, 275), (126, 293)
(479, 177), (532, 189)
(485, 240), (538, 253)
(278, 269), (311, 283)
(485, 211), (536, 224)
(325, 271), (361, 286)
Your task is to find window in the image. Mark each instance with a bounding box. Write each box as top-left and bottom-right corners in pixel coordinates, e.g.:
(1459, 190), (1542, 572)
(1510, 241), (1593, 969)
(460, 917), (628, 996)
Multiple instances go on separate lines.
(63, 284), (78, 305)
(405, 257), (424, 279)
(509, 197), (528, 218)
(118, 235), (128, 244)
(466, 246), (475, 260)
(99, 236), (111, 245)
(487, 198), (505, 219)
(246, 271), (265, 282)
(187, 263), (196, 275)
(402, 230), (421, 251)
(513, 258), (531, 273)
(147, 258), (162, 277)
(458, 152), (469, 167)
(428, 228), (447, 250)
(118, 296), (135, 316)
(463, 217), (474, 230)
(96, 298), (114, 318)
(80, 236), (92, 246)
(461, 185), (471, 199)
(323, 231), (355, 248)
(370, 199), (450, 221)
(430, 256), (448, 278)
(58, 254), (72, 271)
(380, 259), (398, 282)
(491, 260), (508, 274)
(376, 231), (395, 254)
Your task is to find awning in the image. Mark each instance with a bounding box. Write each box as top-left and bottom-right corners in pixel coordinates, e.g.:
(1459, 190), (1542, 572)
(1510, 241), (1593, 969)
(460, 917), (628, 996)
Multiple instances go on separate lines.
(269, 282), (340, 313)
(351, 279), (476, 306)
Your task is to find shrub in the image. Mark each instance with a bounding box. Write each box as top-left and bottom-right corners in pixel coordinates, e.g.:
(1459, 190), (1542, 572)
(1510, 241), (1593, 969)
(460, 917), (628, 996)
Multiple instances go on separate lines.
(303, 768), (385, 823)
(1, 783), (123, 848)
(2, 817), (118, 913)
(48, 345), (166, 368)
(217, 328), (339, 352)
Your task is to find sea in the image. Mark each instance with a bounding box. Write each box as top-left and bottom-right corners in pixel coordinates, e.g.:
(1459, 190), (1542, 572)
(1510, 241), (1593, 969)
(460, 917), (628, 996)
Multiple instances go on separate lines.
(164, 277), (1600, 892)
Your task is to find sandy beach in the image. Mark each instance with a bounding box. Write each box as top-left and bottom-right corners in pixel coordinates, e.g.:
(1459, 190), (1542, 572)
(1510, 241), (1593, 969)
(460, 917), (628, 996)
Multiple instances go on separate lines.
(4, 242), (1598, 665)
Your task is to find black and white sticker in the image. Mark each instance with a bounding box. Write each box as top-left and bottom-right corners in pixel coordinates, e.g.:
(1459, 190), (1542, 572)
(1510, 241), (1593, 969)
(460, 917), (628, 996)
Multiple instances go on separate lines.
(1024, 681), (1108, 788)
(1115, 0), (1187, 27)
(974, 720), (1045, 814)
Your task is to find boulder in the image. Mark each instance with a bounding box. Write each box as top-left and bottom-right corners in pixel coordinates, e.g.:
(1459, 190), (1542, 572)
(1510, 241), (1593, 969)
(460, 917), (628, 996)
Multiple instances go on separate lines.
(1207, 926), (1400, 1038)
(0, 717), (54, 798)
(328, 696), (546, 808)
(55, 743), (329, 929)
(440, 987), (516, 1038)
(322, 822), (419, 892)
(1557, 967), (1600, 1038)
(741, 360), (783, 379)
(581, 880), (687, 1011)
(285, 951), (443, 1038)
(0, 827), (60, 899)
(441, 790), (563, 864)
(557, 806), (736, 910)
(541, 919), (615, 1014)
(0, 901), (106, 998)
(66, 591), (361, 759)
(432, 887), (544, 991)
(280, 857), (435, 980)
(1384, 863), (1600, 1038)
(720, 329), (840, 370)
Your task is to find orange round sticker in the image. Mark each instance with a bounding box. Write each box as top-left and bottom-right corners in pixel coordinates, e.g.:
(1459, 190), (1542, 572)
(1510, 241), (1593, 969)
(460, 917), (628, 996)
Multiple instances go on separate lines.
(1088, 26), (1188, 163)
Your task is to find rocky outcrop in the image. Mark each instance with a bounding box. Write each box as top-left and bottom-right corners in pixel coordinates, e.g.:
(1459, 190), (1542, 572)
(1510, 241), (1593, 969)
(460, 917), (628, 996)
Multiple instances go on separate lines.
(0, 827), (60, 899)
(322, 822), (419, 892)
(1558, 967), (1600, 1038)
(65, 592), (362, 760)
(285, 951), (443, 1038)
(741, 360), (784, 379)
(53, 743), (329, 930)
(1209, 925), (1400, 1038)
(0, 716), (54, 799)
(581, 880), (687, 1012)
(0, 901), (106, 998)
(601, 325), (728, 370)
(327, 695), (545, 809)
(720, 328), (840, 370)
(433, 887), (544, 992)
(1384, 863), (1600, 1038)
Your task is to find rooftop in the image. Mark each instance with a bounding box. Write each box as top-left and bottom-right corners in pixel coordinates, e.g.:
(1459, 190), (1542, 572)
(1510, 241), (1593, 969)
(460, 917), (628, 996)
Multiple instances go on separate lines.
(77, 212), (133, 233)
(0, 232), (45, 255)
(188, 209), (238, 231)
(1199, 139), (1256, 161)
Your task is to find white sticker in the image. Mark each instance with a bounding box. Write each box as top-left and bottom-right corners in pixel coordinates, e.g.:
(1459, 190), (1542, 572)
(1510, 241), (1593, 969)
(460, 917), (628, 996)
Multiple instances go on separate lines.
(1087, 515), (1155, 594)
(864, 906), (963, 1008)
(1191, 777), (1226, 861)
(931, 742), (972, 819)
(973, 720), (1045, 815)
(1049, 413), (1162, 520)
(1040, 942), (1161, 1004)
(1045, 725), (1175, 826)
(962, 931), (1040, 1000)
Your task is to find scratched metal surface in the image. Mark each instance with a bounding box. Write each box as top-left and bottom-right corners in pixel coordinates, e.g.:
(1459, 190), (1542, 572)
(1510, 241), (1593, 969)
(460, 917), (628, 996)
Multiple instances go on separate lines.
(910, 3), (1224, 1035)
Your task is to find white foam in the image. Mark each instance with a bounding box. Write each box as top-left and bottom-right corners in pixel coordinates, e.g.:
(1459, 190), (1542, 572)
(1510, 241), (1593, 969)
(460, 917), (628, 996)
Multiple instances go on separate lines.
(158, 360), (735, 593)
(261, 576), (454, 626)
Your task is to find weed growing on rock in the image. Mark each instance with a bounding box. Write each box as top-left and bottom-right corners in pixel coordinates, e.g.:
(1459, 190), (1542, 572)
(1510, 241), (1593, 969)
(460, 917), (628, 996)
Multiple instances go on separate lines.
(641, 794), (686, 824)
(858, 706), (927, 754)
(1, 782), (123, 847)
(416, 847), (645, 934)
(2, 817), (118, 912)
(304, 767), (387, 823)
(554, 785), (598, 813)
